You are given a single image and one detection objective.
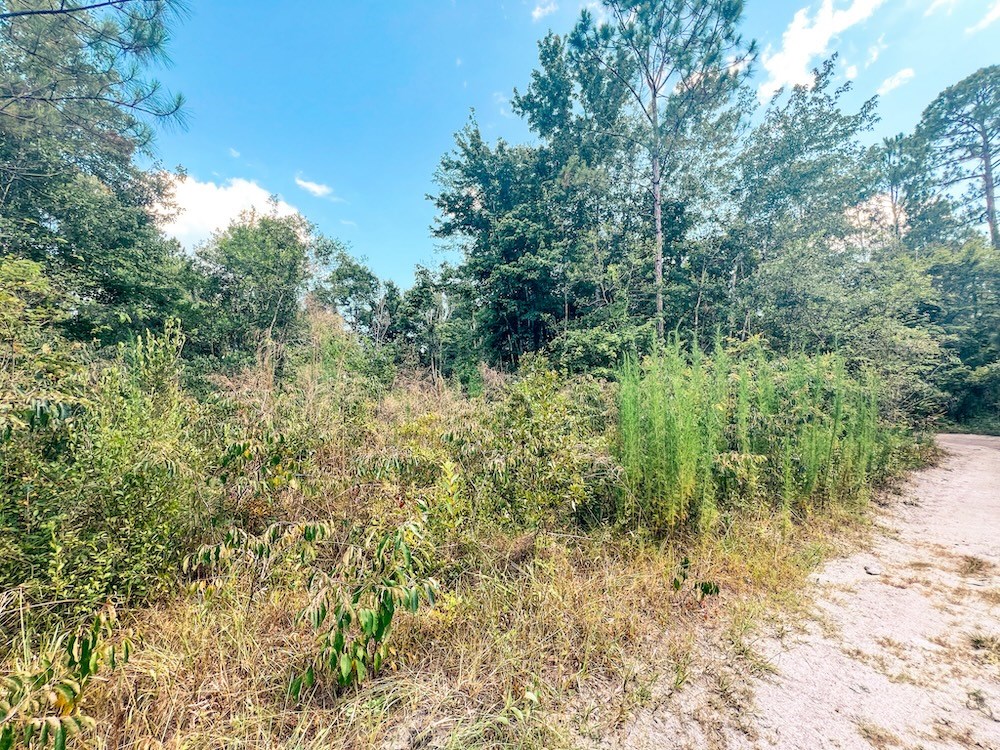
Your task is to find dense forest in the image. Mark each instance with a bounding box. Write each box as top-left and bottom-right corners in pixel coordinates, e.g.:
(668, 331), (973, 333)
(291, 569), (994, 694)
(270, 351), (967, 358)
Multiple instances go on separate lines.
(1, 1), (998, 748)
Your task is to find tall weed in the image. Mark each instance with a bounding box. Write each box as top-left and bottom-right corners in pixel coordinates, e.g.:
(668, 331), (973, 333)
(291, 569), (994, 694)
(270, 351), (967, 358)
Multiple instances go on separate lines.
(619, 337), (903, 535)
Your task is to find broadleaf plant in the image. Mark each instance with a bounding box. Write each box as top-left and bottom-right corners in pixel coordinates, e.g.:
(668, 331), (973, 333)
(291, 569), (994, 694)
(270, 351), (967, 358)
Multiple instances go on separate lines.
(187, 516), (438, 695)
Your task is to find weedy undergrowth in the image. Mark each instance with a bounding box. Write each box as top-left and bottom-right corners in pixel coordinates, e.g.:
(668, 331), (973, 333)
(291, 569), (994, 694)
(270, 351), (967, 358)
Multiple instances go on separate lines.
(186, 515), (438, 695)
(619, 337), (902, 535)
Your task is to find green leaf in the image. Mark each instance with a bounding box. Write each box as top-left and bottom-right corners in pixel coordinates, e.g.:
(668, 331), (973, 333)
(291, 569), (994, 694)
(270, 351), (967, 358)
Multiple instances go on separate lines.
(359, 609), (375, 636)
(373, 609), (391, 641)
(339, 652), (352, 684)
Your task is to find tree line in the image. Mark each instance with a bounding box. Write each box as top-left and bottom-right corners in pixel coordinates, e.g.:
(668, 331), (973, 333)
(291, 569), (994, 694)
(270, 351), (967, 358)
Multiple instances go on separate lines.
(1, 0), (998, 427)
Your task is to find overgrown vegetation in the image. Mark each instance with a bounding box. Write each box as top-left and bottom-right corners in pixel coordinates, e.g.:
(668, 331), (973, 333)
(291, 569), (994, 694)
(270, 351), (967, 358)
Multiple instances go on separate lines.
(1, 0), (996, 747)
(0, 310), (923, 748)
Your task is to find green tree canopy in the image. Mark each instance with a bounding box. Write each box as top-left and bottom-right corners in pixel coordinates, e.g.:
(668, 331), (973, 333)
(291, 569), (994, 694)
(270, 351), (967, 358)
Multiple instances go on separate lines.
(194, 208), (333, 356)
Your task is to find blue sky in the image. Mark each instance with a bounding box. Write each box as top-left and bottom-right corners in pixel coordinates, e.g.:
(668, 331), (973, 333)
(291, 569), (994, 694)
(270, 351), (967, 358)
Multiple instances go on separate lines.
(154, 0), (999, 286)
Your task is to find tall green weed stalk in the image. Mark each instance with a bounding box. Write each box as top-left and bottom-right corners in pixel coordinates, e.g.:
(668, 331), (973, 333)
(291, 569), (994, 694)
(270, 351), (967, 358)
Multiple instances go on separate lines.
(618, 338), (902, 535)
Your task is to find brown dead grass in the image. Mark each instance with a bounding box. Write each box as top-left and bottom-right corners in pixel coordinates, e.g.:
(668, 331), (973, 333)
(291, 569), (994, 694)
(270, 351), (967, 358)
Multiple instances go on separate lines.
(83, 508), (860, 750)
(958, 555), (995, 577)
(857, 720), (902, 749)
(969, 633), (1000, 664)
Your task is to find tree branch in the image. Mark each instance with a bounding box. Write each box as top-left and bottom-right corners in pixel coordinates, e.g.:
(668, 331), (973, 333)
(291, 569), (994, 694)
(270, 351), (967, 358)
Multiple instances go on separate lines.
(0, 0), (139, 20)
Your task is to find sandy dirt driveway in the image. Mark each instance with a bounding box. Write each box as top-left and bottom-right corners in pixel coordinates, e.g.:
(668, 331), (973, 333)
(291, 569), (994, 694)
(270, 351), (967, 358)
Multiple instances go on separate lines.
(732, 433), (1000, 750)
(598, 434), (1000, 750)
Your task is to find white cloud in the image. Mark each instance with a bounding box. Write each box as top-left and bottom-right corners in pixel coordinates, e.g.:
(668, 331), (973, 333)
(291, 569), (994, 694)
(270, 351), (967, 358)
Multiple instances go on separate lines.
(294, 174), (335, 198)
(865, 33), (885, 66)
(456, 57), (463, 67)
(340, 219), (358, 228)
(877, 67), (915, 96)
(925, 0), (959, 16)
(493, 91), (512, 118)
(580, 1), (608, 24)
(845, 63), (858, 79)
(967, 0), (1000, 32)
(759, 0), (886, 101)
(160, 175), (298, 250)
(532, 2), (557, 21)
(228, 147), (240, 158)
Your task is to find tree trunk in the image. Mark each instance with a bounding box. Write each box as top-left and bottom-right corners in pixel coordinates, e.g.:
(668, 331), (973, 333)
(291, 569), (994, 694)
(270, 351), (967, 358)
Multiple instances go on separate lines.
(982, 128), (999, 250)
(650, 89), (665, 342)
(652, 153), (664, 340)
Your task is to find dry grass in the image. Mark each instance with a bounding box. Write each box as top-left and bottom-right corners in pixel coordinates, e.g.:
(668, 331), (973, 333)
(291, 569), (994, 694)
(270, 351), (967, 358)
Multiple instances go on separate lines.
(857, 720), (902, 749)
(969, 633), (1000, 665)
(978, 588), (1000, 606)
(87, 537), (670, 748)
(957, 555), (995, 576)
(81, 506), (864, 749)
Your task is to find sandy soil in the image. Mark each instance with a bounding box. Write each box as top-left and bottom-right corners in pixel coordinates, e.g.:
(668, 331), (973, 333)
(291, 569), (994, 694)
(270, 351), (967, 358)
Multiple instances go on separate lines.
(600, 434), (1000, 750)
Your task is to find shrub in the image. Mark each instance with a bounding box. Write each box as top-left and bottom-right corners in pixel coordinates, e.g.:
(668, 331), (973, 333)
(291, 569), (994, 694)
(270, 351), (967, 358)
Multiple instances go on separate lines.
(0, 606), (132, 750)
(188, 516), (438, 694)
(463, 357), (619, 528)
(1, 322), (214, 626)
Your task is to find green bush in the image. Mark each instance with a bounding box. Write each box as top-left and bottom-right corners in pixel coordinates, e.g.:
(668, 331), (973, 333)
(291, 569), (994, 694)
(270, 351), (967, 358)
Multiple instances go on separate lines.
(460, 357), (619, 528)
(956, 363), (1000, 433)
(0, 606), (132, 750)
(1, 323), (215, 627)
(188, 516), (437, 694)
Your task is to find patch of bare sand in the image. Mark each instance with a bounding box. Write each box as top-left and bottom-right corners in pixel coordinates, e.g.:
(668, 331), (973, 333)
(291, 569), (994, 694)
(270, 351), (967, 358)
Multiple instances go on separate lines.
(590, 434), (1000, 750)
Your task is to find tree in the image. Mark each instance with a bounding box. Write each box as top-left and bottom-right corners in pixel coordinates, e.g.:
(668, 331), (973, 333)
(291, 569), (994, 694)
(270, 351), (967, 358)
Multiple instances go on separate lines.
(0, 0), (152, 19)
(734, 58), (878, 257)
(876, 133), (966, 253)
(879, 134), (913, 242)
(0, 258), (82, 433)
(195, 208), (332, 355)
(1, 163), (192, 344)
(433, 121), (571, 365)
(917, 66), (1000, 249)
(393, 266), (454, 376)
(0, 0), (183, 156)
(316, 249), (404, 346)
(567, 0), (754, 338)
(0, 0), (183, 209)
(0, 0), (190, 345)
(924, 239), (1000, 370)
(435, 8), (752, 365)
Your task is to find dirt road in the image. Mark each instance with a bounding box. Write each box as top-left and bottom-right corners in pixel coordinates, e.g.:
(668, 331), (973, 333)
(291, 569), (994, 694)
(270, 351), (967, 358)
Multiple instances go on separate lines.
(605, 434), (1000, 749)
(736, 433), (1000, 749)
